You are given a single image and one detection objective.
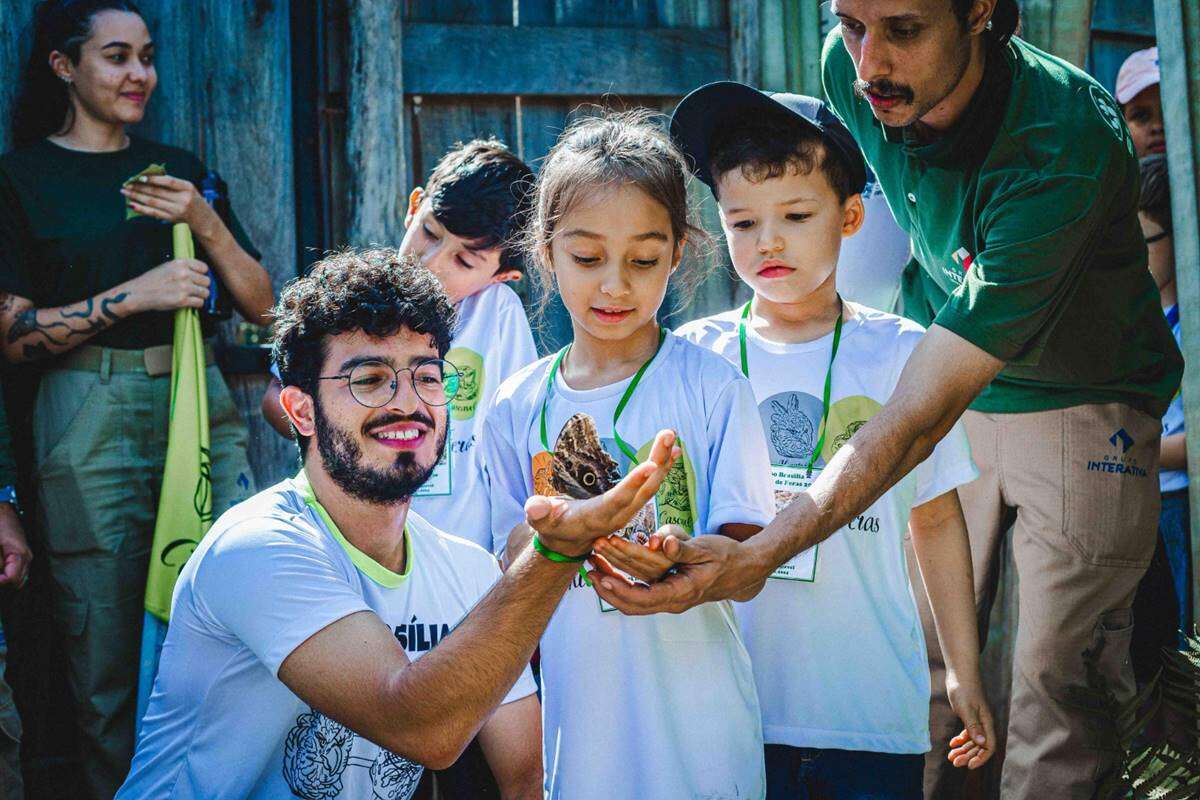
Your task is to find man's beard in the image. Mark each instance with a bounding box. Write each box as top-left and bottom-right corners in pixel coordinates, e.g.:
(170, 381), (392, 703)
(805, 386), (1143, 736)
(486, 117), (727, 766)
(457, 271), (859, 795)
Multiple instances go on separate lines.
(314, 402), (448, 505)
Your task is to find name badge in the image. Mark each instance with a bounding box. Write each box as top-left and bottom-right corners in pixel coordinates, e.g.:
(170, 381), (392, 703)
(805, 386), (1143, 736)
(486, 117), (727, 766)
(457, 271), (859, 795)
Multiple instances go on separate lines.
(415, 421), (452, 497)
(769, 465), (818, 582)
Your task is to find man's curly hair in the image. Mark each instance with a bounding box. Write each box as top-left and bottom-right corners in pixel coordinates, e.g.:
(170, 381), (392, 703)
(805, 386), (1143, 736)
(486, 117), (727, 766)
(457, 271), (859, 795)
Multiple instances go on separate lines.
(271, 249), (457, 447)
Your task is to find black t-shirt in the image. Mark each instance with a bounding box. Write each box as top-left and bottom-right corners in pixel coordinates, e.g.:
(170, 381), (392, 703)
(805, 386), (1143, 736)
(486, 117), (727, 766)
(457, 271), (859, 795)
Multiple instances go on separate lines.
(0, 136), (260, 350)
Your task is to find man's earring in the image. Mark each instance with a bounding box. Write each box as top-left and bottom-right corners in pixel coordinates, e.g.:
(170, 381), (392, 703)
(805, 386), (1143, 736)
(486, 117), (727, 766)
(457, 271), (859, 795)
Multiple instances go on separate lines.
(985, 19), (994, 30)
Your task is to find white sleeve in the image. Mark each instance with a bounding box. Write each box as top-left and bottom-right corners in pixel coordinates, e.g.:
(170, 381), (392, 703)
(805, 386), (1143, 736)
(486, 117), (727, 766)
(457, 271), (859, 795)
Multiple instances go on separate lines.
(913, 418), (979, 507)
(704, 376), (775, 531)
(191, 524), (370, 676)
(479, 394), (534, 557)
(495, 297), (539, 385)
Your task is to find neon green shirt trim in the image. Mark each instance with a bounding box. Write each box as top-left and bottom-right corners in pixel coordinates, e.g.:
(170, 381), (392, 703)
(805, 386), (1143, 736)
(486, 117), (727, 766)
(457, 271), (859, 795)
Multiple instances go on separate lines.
(294, 470), (412, 588)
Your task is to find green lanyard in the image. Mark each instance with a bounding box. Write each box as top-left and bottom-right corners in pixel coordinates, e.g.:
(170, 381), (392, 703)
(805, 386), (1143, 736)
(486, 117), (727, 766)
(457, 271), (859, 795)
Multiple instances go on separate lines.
(739, 299), (844, 477)
(539, 327), (666, 464)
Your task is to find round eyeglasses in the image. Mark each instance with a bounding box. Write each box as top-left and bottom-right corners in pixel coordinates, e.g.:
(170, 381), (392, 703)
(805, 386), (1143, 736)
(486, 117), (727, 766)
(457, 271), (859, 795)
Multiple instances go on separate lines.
(318, 358), (461, 408)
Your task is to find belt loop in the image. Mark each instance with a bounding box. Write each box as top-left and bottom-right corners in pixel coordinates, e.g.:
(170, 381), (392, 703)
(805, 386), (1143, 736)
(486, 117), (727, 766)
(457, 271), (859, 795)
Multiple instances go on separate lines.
(99, 349), (112, 384)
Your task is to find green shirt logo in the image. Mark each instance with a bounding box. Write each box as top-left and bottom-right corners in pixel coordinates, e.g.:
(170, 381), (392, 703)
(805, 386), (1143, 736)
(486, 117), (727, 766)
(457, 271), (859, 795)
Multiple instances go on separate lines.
(446, 347), (484, 421)
(1090, 85), (1130, 150)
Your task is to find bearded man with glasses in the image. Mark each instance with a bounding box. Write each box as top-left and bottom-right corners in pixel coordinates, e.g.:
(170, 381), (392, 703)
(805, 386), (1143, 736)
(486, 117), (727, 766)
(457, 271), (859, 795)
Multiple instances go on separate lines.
(118, 249), (680, 800)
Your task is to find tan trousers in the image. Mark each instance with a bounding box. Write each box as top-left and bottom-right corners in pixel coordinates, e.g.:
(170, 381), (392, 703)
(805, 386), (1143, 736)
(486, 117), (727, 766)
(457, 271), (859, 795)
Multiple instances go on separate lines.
(912, 404), (1160, 800)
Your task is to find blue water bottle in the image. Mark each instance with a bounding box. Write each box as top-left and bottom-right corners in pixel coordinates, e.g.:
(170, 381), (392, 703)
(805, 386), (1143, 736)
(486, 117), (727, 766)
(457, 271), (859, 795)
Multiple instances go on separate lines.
(199, 171), (232, 319)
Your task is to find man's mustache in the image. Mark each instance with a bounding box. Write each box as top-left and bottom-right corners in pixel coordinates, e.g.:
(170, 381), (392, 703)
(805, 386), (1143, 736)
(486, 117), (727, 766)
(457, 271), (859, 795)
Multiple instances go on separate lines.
(853, 78), (915, 104)
(363, 411), (436, 435)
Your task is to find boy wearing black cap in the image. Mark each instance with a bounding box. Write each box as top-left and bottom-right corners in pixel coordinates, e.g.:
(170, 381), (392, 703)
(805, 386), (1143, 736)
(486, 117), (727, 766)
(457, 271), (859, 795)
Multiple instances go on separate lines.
(673, 84), (994, 799)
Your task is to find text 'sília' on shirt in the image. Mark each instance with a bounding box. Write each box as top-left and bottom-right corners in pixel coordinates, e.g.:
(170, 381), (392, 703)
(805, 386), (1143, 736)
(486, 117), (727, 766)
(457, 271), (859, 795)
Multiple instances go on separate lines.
(0, 136), (260, 350)
(821, 30), (1182, 417)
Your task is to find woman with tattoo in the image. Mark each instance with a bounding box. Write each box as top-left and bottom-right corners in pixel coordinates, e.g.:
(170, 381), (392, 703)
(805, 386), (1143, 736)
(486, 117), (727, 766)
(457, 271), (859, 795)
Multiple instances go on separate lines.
(0, 3), (270, 796)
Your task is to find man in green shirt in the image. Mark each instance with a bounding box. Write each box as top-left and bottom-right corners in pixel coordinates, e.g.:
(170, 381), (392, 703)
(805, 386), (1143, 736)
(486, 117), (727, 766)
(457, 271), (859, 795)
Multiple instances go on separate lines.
(584, 2), (1182, 798)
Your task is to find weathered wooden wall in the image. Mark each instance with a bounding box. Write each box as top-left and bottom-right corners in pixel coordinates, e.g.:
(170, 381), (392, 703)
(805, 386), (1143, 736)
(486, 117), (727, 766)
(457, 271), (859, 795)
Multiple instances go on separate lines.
(309, 0), (813, 354)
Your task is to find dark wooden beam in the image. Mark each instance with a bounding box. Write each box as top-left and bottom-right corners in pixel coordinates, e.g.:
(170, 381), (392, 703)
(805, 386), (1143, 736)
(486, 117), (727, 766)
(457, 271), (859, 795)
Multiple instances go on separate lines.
(346, 0), (408, 245)
(402, 23), (729, 96)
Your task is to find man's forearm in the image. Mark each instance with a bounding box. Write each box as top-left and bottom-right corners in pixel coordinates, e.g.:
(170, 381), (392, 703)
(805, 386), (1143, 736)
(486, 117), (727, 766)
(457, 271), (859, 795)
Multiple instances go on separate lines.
(746, 326), (1000, 580)
(385, 545), (572, 764)
(747, 398), (951, 575)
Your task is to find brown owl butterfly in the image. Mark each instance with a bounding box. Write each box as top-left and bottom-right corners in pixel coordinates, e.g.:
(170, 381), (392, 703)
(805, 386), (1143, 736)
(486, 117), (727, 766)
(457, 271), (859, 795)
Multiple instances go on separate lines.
(550, 412), (657, 546)
(549, 413), (622, 499)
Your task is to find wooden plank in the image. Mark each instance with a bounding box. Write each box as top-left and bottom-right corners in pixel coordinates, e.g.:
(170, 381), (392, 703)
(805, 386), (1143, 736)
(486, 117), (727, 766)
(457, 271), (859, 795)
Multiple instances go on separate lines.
(0, 1), (35, 153)
(656, 0), (725, 29)
(136, 3), (203, 149)
(1091, 0), (1155, 38)
(403, 23), (729, 95)
(1020, 0), (1097, 67)
(1154, 0), (1200, 623)
(729, 0), (764, 85)
(346, 0), (408, 246)
(407, 96), (518, 183)
(200, 0), (297, 294)
(405, 0), (513, 24)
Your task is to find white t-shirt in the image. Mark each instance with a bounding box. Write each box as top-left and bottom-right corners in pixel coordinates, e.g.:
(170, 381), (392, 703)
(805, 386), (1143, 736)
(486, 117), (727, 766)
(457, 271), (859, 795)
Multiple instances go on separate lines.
(411, 284), (539, 548)
(836, 177), (912, 314)
(481, 332), (774, 799)
(678, 303), (978, 754)
(118, 474), (536, 800)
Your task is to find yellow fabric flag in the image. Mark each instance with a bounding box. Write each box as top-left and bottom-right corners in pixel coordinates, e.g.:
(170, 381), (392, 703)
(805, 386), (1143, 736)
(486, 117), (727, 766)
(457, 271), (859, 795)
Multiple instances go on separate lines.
(144, 222), (213, 621)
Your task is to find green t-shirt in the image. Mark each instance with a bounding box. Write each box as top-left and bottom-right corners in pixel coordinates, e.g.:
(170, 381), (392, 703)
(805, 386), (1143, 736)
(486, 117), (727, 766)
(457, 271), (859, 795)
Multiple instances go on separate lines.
(0, 136), (259, 350)
(822, 30), (1182, 417)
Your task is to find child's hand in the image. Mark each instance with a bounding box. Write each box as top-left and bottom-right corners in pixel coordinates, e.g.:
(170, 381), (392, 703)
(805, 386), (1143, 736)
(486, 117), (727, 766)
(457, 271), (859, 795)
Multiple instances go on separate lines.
(946, 675), (995, 770)
(591, 525), (689, 583)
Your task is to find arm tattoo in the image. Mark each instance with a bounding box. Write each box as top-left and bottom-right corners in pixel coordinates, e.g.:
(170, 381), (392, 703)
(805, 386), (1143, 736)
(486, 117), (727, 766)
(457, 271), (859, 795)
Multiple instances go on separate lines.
(7, 308), (70, 345)
(3, 289), (133, 358)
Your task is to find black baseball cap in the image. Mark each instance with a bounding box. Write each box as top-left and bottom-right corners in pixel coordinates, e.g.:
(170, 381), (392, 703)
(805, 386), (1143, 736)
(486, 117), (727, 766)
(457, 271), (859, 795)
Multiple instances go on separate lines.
(670, 81), (868, 196)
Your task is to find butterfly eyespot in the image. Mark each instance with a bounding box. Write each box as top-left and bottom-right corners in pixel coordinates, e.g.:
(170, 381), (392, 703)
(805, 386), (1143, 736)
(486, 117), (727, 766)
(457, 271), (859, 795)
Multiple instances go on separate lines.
(583, 473), (596, 486)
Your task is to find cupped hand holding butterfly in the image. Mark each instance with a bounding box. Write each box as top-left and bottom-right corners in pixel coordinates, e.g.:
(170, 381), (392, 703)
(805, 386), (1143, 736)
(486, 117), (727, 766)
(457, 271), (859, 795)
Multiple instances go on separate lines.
(589, 526), (690, 584)
(524, 429), (681, 559)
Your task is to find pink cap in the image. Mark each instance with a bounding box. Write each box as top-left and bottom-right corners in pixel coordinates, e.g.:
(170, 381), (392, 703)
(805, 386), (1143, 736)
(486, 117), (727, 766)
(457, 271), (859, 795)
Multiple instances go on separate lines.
(1116, 47), (1160, 105)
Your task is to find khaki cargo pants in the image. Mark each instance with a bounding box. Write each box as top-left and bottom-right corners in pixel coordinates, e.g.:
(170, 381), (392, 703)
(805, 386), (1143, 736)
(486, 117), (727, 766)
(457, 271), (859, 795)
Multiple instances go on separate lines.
(912, 404), (1160, 800)
(33, 347), (256, 799)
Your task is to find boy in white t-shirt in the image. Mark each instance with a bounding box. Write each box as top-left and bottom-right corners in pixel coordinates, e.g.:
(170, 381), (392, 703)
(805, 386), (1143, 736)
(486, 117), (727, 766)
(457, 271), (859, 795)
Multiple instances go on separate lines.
(263, 140), (538, 551)
(668, 83), (995, 799)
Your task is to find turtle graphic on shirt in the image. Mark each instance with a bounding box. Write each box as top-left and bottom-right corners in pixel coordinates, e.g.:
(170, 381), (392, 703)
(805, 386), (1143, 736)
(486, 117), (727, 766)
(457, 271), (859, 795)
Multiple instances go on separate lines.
(368, 749), (423, 800)
(283, 708), (423, 800)
(283, 710), (354, 799)
(769, 394), (816, 461)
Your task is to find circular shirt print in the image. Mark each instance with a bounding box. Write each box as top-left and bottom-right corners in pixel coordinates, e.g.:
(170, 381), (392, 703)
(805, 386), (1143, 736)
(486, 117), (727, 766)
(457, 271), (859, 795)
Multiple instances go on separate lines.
(821, 395), (883, 462)
(759, 391), (826, 468)
(445, 346), (484, 422)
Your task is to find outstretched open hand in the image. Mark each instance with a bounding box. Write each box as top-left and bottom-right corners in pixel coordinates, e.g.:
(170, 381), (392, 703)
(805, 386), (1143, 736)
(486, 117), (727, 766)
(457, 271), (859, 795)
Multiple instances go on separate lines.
(524, 430), (680, 559)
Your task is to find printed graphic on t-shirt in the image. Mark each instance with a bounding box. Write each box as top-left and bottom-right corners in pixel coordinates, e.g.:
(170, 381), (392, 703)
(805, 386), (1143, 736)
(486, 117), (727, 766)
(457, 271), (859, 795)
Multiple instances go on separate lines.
(760, 391), (826, 468)
(446, 346), (484, 421)
(822, 395), (883, 462)
(283, 708), (422, 800)
(1090, 84), (1132, 151)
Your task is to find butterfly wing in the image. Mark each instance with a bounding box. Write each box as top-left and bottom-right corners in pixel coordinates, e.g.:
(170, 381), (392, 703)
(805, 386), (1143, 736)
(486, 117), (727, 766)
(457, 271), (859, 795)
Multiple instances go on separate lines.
(549, 413), (621, 498)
